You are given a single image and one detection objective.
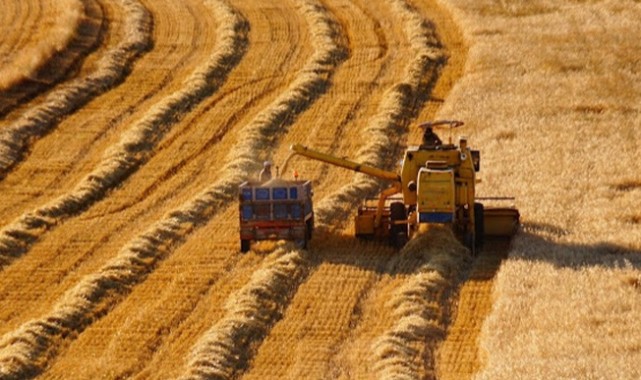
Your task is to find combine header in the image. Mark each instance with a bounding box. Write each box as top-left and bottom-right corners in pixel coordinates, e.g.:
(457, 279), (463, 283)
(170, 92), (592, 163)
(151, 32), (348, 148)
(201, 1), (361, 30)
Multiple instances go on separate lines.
(288, 120), (519, 255)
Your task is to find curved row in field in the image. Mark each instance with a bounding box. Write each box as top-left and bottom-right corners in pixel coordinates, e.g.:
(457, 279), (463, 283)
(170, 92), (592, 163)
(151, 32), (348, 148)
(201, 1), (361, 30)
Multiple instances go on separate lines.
(0, 0), (150, 179)
(236, 0), (459, 378)
(0, 0), (247, 271)
(0, 1), (251, 376)
(0, 0), (348, 377)
(0, 0), (105, 116)
(0, 1), (43, 64)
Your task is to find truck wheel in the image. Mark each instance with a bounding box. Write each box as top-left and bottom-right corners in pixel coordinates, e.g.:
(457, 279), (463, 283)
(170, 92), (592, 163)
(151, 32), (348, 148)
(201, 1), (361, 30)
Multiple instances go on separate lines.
(240, 239), (251, 253)
(296, 235), (308, 250)
(390, 202), (408, 249)
(474, 202), (484, 248)
(306, 219), (314, 240)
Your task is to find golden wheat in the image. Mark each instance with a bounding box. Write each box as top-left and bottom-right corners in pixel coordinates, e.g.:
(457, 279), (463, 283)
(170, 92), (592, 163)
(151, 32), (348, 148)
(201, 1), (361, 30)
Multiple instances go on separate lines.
(0, 0), (347, 376)
(0, 0), (83, 91)
(0, 0), (246, 270)
(0, 0), (150, 176)
(430, 0), (641, 378)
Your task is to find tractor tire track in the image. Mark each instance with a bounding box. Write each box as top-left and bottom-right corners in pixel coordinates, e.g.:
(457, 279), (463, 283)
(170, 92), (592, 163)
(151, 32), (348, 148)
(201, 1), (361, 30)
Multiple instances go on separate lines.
(0, 0), (248, 271)
(0, 0), (105, 116)
(0, 0), (346, 377)
(436, 240), (511, 380)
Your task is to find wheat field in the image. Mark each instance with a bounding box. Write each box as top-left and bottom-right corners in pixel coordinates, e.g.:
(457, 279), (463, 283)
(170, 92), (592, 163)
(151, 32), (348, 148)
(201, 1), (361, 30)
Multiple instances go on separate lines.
(0, 0), (639, 379)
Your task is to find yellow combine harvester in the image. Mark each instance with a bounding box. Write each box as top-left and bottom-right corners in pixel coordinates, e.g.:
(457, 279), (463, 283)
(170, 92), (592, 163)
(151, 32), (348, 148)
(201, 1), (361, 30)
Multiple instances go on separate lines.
(290, 120), (519, 255)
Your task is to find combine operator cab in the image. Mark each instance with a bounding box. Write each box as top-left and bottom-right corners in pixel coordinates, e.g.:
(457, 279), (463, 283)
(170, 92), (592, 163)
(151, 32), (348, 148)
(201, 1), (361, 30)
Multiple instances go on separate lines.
(238, 178), (314, 252)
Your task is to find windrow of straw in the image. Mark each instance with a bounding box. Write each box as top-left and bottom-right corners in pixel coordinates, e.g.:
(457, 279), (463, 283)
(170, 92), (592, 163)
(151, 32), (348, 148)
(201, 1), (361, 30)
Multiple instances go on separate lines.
(0, 0), (104, 115)
(179, 0), (448, 378)
(372, 228), (469, 380)
(0, 0), (248, 270)
(171, 1), (348, 377)
(0, 0), (150, 177)
(314, 0), (446, 226)
(0, 0), (346, 377)
(179, 248), (313, 380)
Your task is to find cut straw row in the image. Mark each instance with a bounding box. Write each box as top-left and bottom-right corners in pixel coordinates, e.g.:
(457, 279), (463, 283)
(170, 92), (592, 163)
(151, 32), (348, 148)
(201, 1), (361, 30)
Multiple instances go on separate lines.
(175, 0), (348, 377)
(0, 0), (85, 91)
(0, 0), (104, 116)
(314, 0), (446, 225)
(0, 0), (249, 270)
(179, 248), (313, 380)
(372, 229), (469, 380)
(0, 0), (150, 177)
(0, 0), (346, 377)
(179, 0), (447, 378)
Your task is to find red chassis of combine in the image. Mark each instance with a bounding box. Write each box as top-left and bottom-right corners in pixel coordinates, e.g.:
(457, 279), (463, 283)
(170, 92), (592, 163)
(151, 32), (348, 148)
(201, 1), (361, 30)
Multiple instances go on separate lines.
(238, 178), (314, 252)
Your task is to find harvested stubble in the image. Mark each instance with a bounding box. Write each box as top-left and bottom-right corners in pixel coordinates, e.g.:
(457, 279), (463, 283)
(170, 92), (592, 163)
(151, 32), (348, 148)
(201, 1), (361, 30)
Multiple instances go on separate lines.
(431, 0), (641, 378)
(0, 0), (346, 376)
(0, 0), (84, 91)
(315, 0), (446, 225)
(0, 0), (150, 177)
(0, 0), (248, 270)
(179, 247), (313, 380)
(243, 1), (458, 378)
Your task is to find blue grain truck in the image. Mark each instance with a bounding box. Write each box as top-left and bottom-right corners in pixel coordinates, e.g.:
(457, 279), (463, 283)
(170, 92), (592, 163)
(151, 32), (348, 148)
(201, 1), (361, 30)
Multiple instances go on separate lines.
(238, 178), (314, 252)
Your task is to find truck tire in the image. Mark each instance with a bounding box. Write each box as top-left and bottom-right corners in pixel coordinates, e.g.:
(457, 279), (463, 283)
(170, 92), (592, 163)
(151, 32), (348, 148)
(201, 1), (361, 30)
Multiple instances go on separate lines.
(390, 202), (408, 249)
(474, 202), (484, 248)
(240, 239), (251, 253)
(306, 218), (314, 240)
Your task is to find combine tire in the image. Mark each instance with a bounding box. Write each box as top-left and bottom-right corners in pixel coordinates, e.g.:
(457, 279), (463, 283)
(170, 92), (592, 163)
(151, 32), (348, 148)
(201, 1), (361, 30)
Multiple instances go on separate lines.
(240, 239), (251, 253)
(390, 202), (408, 249)
(474, 202), (485, 247)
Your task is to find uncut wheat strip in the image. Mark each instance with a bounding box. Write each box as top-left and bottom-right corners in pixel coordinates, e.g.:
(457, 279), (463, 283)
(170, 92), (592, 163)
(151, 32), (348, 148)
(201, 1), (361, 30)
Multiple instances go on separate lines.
(0, 0), (249, 270)
(371, 230), (469, 380)
(0, 0), (151, 177)
(314, 0), (446, 224)
(0, 0), (346, 376)
(0, 0), (91, 92)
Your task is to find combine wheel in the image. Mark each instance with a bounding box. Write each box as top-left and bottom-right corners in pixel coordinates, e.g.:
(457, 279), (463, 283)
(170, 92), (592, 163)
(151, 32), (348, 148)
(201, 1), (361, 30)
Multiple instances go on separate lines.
(240, 239), (251, 253)
(474, 202), (485, 247)
(390, 202), (408, 249)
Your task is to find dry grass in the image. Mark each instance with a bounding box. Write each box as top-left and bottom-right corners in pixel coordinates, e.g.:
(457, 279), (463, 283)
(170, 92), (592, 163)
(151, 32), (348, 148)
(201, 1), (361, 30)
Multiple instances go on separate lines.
(0, 0), (83, 91)
(179, 247), (313, 380)
(433, 0), (641, 377)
